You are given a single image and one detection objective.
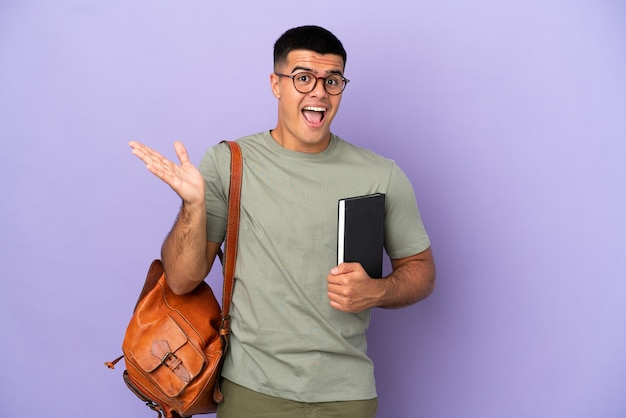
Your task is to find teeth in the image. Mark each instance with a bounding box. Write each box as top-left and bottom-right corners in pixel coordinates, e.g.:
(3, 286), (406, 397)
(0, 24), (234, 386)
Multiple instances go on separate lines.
(303, 106), (326, 112)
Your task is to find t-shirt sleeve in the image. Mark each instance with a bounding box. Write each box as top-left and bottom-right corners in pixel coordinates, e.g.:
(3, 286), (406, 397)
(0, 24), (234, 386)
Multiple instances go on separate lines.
(383, 163), (431, 259)
(197, 143), (231, 243)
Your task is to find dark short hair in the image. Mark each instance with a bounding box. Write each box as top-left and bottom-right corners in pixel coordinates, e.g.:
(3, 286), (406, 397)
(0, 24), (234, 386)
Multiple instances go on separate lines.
(273, 25), (347, 69)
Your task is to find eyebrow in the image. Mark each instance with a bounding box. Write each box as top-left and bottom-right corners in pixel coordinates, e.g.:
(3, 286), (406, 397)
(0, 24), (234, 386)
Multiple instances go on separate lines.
(290, 66), (344, 76)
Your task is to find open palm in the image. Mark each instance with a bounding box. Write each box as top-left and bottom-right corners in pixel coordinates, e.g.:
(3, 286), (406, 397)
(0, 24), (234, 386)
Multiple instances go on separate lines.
(129, 140), (205, 206)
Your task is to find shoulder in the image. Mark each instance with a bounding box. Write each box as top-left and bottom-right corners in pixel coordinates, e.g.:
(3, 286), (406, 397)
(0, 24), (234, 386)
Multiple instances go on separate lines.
(199, 132), (265, 168)
(333, 134), (398, 172)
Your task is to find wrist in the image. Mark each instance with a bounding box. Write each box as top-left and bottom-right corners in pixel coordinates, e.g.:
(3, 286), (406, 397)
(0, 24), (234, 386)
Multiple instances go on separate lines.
(181, 197), (206, 212)
(370, 277), (389, 308)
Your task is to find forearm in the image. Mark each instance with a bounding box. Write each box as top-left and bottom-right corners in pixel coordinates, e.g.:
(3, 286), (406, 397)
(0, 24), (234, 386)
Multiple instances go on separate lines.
(161, 200), (211, 294)
(377, 248), (436, 309)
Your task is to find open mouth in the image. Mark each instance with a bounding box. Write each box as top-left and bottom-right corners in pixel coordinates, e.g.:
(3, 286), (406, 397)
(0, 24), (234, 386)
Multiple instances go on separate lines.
(302, 106), (327, 125)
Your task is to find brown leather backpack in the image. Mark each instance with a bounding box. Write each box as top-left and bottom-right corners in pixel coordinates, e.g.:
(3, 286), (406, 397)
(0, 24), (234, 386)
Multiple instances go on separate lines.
(106, 141), (242, 418)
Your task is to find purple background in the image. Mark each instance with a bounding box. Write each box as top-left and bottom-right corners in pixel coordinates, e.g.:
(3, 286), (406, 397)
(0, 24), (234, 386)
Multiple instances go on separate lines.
(1, 1), (625, 417)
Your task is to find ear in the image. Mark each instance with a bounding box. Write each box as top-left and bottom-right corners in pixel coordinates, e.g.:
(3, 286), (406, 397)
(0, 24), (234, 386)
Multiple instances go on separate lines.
(270, 73), (281, 99)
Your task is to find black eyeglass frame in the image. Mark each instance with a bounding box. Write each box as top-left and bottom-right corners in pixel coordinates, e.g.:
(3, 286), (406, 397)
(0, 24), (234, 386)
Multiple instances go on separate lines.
(275, 72), (350, 95)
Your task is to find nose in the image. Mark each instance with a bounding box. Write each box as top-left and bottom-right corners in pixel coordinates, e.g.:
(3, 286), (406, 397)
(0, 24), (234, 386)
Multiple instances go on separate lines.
(309, 77), (328, 97)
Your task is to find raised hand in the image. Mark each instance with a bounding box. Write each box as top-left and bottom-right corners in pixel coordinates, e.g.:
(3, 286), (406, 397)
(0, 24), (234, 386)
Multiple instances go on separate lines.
(129, 140), (205, 206)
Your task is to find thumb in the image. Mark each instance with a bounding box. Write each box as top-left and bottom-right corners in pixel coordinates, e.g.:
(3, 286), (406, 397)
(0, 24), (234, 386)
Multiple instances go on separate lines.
(173, 141), (191, 165)
(331, 262), (355, 275)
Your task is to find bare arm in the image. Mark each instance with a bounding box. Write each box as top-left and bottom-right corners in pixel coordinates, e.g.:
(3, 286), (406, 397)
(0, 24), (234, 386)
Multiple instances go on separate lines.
(129, 140), (218, 294)
(327, 247), (436, 313)
(379, 247), (436, 308)
(160, 204), (221, 295)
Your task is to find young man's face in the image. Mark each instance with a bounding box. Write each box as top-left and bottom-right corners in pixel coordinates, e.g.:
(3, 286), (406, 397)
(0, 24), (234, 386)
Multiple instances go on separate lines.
(270, 50), (345, 153)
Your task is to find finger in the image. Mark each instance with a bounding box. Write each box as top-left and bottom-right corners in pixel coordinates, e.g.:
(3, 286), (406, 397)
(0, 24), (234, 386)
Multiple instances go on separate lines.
(173, 141), (191, 165)
(331, 262), (358, 275)
(141, 146), (172, 171)
(129, 140), (147, 159)
(326, 285), (345, 302)
(328, 293), (352, 313)
(129, 141), (159, 164)
(129, 142), (177, 180)
(129, 140), (159, 154)
(327, 273), (344, 286)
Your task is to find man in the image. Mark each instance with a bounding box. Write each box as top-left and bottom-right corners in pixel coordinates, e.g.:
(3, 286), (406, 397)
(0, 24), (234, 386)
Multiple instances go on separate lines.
(130, 25), (435, 418)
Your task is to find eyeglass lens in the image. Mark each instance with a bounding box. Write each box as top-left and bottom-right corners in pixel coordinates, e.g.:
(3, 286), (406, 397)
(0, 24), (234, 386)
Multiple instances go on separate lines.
(292, 72), (346, 95)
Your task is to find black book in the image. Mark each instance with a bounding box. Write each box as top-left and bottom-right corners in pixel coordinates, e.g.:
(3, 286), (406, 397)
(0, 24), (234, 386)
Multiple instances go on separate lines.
(337, 193), (385, 278)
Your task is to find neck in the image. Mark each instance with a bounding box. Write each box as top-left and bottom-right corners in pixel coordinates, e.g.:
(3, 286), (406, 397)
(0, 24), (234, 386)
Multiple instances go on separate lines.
(270, 128), (331, 154)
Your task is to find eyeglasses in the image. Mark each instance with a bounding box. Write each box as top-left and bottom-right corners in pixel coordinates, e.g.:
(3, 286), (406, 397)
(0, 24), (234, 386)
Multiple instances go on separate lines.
(275, 72), (350, 95)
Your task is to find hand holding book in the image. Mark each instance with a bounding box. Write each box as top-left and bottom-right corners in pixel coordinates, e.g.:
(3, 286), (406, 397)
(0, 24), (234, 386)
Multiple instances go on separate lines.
(327, 261), (385, 313)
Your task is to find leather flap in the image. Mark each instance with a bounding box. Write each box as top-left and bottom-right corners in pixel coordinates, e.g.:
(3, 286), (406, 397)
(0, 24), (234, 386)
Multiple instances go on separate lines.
(130, 315), (192, 373)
